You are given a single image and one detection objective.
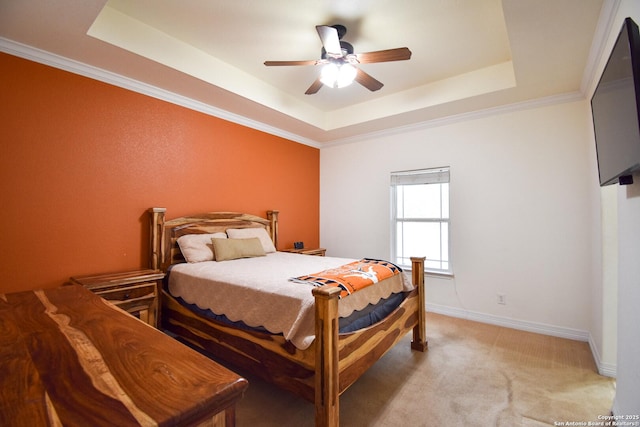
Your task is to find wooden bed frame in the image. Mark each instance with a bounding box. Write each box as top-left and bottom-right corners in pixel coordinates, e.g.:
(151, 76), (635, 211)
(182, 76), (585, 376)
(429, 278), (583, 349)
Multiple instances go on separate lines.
(148, 208), (427, 427)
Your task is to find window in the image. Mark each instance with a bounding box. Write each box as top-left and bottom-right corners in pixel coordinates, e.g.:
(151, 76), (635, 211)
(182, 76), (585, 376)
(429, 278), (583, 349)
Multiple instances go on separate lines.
(391, 167), (451, 274)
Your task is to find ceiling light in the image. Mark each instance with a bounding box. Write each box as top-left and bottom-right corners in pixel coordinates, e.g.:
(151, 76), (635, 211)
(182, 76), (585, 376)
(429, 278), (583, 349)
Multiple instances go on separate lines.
(320, 62), (357, 88)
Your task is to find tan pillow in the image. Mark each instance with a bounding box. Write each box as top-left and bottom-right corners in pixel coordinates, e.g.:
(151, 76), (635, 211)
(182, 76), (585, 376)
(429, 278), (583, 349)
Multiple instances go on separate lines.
(212, 237), (266, 261)
(226, 228), (276, 253)
(177, 233), (227, 262)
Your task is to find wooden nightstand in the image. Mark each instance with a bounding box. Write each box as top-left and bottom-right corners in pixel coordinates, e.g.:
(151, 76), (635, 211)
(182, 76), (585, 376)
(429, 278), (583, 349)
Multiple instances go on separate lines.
(281, 247), (326, 256)
(70, 269), (164, 328)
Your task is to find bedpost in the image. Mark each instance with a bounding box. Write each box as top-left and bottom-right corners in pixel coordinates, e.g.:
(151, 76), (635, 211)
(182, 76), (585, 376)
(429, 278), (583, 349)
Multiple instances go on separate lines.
(410, 256), (428, 351)
(149, 208), (167, 271)
(312, 285), (341, 427)
(267, 210), (279, 250)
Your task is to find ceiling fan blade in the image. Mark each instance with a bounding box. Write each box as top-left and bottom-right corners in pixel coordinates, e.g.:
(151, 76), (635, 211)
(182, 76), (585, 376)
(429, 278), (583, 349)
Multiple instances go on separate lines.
(316, 25), (342, 56)
(264, 59), (319, 66)
(305, 78), (324, 95)
(356, 47), (412, 64)
(354, 68), (384, 92)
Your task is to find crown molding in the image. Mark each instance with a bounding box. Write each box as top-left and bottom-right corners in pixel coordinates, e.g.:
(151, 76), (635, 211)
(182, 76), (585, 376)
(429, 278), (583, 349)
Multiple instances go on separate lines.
(324, 91), (585, 148)
(0, 35), (596, 150)
(0, 37), (322, 149)
(580, 0), (622, 97)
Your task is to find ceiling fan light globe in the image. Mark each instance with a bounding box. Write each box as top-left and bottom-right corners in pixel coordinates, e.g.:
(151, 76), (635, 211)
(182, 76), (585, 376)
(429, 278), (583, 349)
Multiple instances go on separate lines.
(320, 63), (356, 88)
(320, 63), (340, 87)
(337, 63), (356, 88)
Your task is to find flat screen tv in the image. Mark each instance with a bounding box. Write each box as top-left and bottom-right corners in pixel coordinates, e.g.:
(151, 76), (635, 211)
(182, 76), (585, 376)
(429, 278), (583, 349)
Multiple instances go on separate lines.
(591, 17), (640, 186)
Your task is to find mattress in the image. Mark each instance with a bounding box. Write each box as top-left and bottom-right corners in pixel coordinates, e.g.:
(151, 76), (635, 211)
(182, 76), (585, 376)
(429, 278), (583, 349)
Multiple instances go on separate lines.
(167, 252), (413, 350)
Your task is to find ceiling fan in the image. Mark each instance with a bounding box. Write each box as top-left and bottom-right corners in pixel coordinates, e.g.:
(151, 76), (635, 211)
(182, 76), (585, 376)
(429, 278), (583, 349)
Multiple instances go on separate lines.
(264, 24), (411, 95)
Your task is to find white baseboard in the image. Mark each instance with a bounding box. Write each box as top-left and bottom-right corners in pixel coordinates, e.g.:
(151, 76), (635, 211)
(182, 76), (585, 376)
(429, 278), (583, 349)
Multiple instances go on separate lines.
(588, 334), (617, 378)
(426, 303), (589, 340)
(426, 303), (616, 377)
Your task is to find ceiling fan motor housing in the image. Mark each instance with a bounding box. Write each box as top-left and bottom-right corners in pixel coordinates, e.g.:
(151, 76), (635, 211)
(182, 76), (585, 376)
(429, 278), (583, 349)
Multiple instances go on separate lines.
(331, 24), (347, 39)
(321, 41), (354, 59)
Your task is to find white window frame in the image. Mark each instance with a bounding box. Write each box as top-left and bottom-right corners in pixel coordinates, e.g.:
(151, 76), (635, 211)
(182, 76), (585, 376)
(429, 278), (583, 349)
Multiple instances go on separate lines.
(390, 167), (452, 275)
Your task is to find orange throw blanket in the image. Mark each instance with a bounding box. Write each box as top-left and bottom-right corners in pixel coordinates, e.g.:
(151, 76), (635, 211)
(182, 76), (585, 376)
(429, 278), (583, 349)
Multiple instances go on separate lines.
(290, 258), (402, 298)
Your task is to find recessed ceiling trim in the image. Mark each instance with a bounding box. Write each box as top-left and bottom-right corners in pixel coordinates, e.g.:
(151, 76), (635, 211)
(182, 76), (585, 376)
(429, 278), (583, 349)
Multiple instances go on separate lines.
(88, 1), (518, 133)
(0, 0), (606, 144)
(323, 90), (585, 148)
(88, 4), (327, 130)
(0, 35), (586, 150)
(580, 0), (621, 97)
(326, 61), (517, 129)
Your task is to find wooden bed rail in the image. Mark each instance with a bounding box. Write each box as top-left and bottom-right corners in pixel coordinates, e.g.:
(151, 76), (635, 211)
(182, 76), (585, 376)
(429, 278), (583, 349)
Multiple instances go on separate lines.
(312, 256), (426, 427)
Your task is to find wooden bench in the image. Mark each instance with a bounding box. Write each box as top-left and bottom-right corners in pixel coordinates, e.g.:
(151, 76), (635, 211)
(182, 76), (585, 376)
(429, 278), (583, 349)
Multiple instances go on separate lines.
(0, 284), (248, 426)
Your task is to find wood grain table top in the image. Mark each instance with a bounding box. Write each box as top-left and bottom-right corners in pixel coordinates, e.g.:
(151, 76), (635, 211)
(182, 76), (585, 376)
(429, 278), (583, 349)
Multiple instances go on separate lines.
(0, 284), (248, 426)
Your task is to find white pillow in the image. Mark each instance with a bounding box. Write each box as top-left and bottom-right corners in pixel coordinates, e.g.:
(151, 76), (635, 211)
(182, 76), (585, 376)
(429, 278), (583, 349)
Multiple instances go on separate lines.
(177, 232), (227, 262)
(226, 228), (276, 253)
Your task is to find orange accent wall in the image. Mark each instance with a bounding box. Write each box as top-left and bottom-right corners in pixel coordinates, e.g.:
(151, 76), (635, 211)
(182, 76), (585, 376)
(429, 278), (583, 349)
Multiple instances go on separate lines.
(0, 53), (319, 294)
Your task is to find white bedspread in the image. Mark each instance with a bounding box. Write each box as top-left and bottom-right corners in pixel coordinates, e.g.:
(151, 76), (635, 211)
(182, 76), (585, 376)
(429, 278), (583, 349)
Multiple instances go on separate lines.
(168, 252), (413, 350)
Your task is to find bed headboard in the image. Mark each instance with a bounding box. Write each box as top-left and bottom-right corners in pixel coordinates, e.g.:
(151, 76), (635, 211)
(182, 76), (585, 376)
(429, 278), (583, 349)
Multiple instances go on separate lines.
(148, 208), (279, 272)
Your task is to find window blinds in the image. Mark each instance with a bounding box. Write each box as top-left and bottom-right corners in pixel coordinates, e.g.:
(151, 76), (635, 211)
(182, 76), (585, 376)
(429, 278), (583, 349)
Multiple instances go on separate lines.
(390, 167), (450, 186)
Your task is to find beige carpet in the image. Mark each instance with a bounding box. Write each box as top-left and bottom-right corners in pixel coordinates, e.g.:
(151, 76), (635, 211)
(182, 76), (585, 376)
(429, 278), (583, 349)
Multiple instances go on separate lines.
(232, 313), (615, 426)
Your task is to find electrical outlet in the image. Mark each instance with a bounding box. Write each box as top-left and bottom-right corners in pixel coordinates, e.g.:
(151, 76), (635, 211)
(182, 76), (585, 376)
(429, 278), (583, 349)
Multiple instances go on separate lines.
(497, 293), (507, 305)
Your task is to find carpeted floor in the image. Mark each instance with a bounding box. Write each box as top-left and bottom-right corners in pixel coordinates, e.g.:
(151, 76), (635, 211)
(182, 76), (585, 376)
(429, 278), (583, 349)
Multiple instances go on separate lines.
(232, 312), (615, 426)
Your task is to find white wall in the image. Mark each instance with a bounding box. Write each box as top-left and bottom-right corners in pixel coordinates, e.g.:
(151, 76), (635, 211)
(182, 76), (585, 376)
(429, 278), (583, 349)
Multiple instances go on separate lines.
(320, 99), (599, 337)
(614, 177), (640, 416)
(590, 0), (640, 416)
(593, 184), (618, 375)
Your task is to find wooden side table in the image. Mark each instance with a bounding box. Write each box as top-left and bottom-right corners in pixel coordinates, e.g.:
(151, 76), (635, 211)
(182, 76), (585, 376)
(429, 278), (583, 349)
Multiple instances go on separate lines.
(70, 269), (164, 328)
(0, 284), (248, 426)
(280, 247), (326, 256)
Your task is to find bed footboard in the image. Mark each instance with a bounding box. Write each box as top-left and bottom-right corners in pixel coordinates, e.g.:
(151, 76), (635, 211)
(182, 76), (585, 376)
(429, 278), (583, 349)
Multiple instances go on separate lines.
(312, 256), (426, 427)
